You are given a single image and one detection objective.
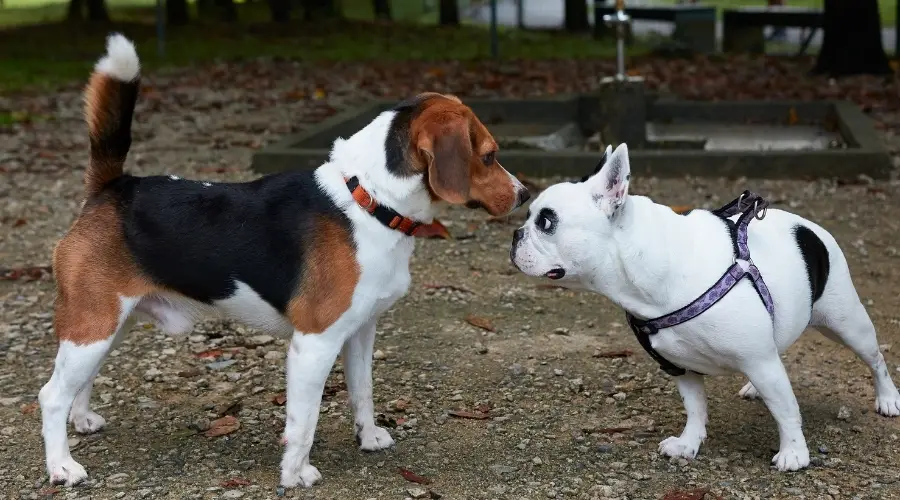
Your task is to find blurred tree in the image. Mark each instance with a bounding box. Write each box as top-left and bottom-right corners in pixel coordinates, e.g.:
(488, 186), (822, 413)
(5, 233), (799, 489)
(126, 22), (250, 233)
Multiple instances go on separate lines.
(812, 0), (891, 75)
(302, 0), (338, 21)
(167, 0), (190, 25)
(439, 0), (459, 26)
(67, 0), (110, 21)
(215, 0), (238, 22)
(373, 0), (392, 20)
(268, 0), (292, 22)
(564, 0), (589, 32)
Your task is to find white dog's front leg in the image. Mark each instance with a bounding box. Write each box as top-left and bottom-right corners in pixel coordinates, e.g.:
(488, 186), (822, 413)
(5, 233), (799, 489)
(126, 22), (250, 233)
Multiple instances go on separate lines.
(659, 372), (707, 460)
(342, 320), (394, 451)
(744, 357), (810, 472)
(280, 331), (343, 488)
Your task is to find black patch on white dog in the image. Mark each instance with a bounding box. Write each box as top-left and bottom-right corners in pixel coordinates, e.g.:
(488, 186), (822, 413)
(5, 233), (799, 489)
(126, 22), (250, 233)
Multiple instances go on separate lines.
(536, 208), (558, 234)
(574, 148), (610, 183)
(793, 224), (830, 303)
(384, 97), (425, 177)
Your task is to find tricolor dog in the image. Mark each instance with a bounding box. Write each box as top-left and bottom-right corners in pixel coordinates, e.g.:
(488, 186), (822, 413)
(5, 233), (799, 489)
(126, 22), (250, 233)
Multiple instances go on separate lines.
(39, 34), (529, 487)
(509, 143), (900, 471)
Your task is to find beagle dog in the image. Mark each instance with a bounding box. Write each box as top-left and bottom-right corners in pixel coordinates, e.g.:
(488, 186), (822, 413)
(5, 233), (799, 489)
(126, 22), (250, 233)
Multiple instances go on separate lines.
(39, 34), (529, 488)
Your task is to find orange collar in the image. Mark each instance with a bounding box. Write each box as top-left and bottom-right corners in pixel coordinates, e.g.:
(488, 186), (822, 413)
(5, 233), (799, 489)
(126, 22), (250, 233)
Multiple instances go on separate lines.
(345, 176), (426, 236)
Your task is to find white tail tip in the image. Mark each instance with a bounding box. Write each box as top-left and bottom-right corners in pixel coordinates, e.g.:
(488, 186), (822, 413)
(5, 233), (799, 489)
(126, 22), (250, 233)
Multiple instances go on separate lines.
(94, 33), (140, 82)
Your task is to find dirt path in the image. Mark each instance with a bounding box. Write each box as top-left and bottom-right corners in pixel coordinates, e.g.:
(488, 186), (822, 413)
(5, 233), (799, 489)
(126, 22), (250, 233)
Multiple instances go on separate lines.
(1, 63), (900, 500)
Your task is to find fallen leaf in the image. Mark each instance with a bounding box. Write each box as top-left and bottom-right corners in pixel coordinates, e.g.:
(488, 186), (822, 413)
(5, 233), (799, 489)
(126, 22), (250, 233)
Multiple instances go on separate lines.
(465, 314), (495, 332)
(205, 415), (240, 437)
(271, 393), (287, 406)
(448, 410), (491, 420)
(21, 401), (38, 415)
(414, 219), (451, 239)
(668, 205), (694, 214)
(398, 467), (431, 485)
(313, 88), (327, 100)
(12, 218), (27, 227)
(195, 349), (224, 359)
(221, 478), (251, 488)
(0, 266), (52, 281)
(37, 487), (60, 496)
(323, 380), (347, 400)
(788, 107), (799, 125)
(593, 349), (634, 358)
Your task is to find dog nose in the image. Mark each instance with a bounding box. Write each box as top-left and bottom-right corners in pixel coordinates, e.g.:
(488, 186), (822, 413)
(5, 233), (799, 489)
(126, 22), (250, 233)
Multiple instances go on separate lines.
(513, 228), (525, 245)
(516, 189), (531, 207)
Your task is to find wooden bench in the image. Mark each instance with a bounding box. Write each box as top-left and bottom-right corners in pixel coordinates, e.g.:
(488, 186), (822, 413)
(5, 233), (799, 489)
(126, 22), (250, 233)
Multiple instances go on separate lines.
(593, 3), (717, 54)
(722, 6), (824, 55)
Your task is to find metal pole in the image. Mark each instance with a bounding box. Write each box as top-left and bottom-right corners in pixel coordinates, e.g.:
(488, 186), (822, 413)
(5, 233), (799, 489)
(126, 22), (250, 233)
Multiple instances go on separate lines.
(156, 0), (166, 58)
(895, 0), (899, 60)
(490, 0), (499, 59)
(602, 0), (630, 80)
(516, 0), (524, 29)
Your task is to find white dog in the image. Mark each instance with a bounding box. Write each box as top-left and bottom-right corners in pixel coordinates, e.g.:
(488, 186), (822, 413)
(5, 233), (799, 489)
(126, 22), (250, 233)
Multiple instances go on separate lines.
(509, 143), (900, 471)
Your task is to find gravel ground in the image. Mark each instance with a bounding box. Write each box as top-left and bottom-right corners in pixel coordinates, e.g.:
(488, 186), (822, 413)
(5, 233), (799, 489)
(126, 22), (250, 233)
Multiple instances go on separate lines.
(1, 61), (900, 500)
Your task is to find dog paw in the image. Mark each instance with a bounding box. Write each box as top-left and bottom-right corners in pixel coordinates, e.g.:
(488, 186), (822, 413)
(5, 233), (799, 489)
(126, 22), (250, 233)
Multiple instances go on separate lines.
(280, 464), (322, 488)
(875, 392), (900, 417)
(69, 411), (107, 434)
(771, 446), (810, 472)
(49, 459), (88, 486)
(658, 436), (701, 460)
(357, 425), (395, 451)
(738, 382), (760, 400)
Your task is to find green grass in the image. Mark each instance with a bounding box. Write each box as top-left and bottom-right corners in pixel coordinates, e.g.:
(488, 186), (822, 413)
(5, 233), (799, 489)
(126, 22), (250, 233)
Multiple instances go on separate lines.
(0, 1), (645, 94)
(656, 0), (896, 27)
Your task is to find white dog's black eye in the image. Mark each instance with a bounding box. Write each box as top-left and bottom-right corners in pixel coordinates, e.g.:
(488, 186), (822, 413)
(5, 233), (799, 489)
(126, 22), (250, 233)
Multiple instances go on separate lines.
(536, 208), (557, 234)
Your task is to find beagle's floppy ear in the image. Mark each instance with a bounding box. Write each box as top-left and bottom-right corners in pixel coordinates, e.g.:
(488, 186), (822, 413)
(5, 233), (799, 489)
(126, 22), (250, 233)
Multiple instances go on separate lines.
(417, 124), (472, 205)
(577, 144), (612, 183)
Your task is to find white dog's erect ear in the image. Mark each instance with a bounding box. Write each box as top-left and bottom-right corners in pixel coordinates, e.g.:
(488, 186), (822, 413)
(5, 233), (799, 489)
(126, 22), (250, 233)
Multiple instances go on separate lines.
(587, 143), (631, 217)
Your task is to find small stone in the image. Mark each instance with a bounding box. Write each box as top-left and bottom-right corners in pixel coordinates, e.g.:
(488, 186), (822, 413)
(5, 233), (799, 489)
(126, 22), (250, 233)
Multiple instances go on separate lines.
(532, 457), (543, 465)
(545, 489), (558, 498)
(115, 493), (126, 499)
(610, 461), (628, 470)
(373, 350), (386, 360)
(597, 444), (613, 453)
(837, 406), (851, 420)
(143, 368), (162, 381)
(264, 350), (282, 360)
(207, 360), (237, 371)
(275, 487), (286, 497)
(189, 335), (207, 343)
(246, 335), (274, 347)
(489, 464), (517, 475)
(509, 363), (525, 376)
(222, 491), (244, 499)
(450, 394), (463, 401)
(553, 327), (569, 335)
(613, 392), (627, 401)
(106, 473), (129, 483)
(67, 437), (81, 449)
(192, 418), (211, 432)
(407, 487), (428, 499)
(818, 444), (829, 454)
(553, 369), (564, 376)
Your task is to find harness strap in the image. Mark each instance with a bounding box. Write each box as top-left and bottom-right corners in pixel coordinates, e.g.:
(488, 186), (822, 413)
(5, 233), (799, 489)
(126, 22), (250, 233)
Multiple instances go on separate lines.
(626, 191), (775, 376)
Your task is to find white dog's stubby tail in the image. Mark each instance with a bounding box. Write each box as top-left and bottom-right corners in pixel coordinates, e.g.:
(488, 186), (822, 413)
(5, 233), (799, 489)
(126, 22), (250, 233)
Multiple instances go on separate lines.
(83, 33), (140, 196)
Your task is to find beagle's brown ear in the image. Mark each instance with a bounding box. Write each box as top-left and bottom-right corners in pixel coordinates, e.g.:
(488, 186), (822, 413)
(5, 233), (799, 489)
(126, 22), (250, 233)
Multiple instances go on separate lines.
(417, 127), (472, 205)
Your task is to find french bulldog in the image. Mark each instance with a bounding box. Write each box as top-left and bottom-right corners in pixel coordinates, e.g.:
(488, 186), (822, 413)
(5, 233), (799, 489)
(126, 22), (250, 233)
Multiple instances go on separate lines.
(509, 143), (900, 471)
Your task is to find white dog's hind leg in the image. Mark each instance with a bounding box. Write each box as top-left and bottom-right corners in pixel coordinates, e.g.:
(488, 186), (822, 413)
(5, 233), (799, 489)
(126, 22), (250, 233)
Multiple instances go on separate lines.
(738, 381), (760, 400)
(812, 298), (900, 417)
(659, 372), (708, 460)
(743, 356), (810, 471)
(342, 320), (394, 451)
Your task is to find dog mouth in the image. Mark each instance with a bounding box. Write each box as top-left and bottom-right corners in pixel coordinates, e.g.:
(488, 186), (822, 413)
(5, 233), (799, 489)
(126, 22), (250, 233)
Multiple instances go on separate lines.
(544, 268), (566, 280)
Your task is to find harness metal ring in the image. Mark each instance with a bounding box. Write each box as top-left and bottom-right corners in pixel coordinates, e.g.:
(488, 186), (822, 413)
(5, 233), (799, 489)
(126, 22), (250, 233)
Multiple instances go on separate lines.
(754, 202), (767, 220)
(362, 194), (375, 210)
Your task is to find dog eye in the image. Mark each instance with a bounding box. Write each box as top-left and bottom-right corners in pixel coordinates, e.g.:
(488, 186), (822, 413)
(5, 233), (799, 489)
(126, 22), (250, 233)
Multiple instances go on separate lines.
(536, 208), (557, 234)
(481, 152), (495, 166)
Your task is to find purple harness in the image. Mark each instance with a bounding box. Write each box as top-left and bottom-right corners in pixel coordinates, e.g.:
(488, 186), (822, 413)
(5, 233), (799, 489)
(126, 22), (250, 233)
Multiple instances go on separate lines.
(626, 191), (775, 376)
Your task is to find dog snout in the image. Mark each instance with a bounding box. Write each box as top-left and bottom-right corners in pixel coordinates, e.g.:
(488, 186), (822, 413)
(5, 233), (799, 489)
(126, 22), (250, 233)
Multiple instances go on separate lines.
(513, 227), (525, 245)
(515, 188), (531, 208)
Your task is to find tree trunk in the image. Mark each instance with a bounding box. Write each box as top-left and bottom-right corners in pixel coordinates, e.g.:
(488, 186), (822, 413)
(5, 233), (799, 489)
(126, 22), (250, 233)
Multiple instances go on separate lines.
(67, 0), (83, 21)
(268, 0), (291, 22)
(564, 0), (589, 33)
(812, 0), (891, 76)
(214, 0), (238, 22)
(373, 0), (391, 20)
(167, 0), (190, 25)
(439, 0), (459, 26)
(302, 0), (337, 21)
(86, 0), (110, 22)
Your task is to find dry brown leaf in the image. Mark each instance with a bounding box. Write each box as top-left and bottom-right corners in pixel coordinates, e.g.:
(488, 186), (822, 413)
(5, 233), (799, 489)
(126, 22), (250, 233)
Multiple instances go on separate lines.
(205, 415), (240, 438)
(448, 410), (491, 420)
(271, 394), (287, 406)
(668, 205), (694, 214)
(398, 467), (431, 485)
(465, 314), (495, 332)
(221, 478), (251, 488)
(414, 219), (452, 239)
